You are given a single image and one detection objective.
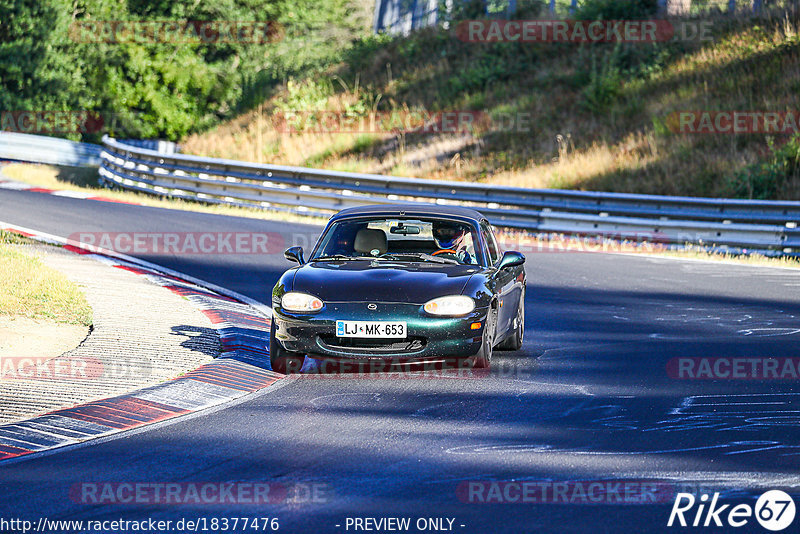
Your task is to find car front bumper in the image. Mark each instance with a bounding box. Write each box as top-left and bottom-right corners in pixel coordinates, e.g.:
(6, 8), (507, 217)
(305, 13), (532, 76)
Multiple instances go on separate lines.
(272, 302), (488, 363)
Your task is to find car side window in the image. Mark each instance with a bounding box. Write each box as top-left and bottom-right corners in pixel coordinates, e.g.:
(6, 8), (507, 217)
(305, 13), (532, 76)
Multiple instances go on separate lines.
(481, 221), (500, 265)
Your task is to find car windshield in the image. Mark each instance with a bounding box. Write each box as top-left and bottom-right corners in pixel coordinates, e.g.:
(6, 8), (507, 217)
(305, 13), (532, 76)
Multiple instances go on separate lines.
(311, 217), (481, 266)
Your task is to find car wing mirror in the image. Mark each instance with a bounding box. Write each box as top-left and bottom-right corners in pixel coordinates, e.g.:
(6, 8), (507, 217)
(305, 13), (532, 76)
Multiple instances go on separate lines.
(498, 250), (525, 270)
(284, 246), (305, 264)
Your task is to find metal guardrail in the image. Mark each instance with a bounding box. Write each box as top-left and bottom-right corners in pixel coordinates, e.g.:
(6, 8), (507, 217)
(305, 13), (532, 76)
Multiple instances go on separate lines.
(0, 132), (102, 167)
(99, 135), (800, 254)
(112, 138), (180, 155)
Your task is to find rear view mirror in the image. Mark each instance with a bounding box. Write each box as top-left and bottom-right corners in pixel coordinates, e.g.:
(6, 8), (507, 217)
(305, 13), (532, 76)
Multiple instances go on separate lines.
(284, 246), (305, 264)
(498, 250), (525, 270)
(390, 225), (421, 235)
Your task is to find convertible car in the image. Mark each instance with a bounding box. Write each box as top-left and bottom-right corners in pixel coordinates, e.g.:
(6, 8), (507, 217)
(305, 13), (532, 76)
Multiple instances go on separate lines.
(269, 205), (526, 373)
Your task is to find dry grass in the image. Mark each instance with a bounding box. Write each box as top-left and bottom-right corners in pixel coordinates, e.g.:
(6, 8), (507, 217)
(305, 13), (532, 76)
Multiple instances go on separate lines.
(487, 134), (657, 189)
(182, 10), (800, 199)
(0, 234), (93, 325)
(655, 244), (800, 268)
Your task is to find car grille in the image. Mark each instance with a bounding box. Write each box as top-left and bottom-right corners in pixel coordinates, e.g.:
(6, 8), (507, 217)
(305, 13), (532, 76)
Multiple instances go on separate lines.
(317, 335), (426, 354)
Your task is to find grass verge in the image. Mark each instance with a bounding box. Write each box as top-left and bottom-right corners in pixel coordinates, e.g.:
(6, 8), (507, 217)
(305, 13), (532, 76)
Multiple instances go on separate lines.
(0, 232), (93, 325)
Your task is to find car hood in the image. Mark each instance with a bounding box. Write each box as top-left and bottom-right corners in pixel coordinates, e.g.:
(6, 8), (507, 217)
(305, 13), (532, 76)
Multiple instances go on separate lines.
(291, 260), (480, 304)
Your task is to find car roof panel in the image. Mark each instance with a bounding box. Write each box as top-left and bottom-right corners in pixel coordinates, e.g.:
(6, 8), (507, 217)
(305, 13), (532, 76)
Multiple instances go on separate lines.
(330, 204), (485, 224)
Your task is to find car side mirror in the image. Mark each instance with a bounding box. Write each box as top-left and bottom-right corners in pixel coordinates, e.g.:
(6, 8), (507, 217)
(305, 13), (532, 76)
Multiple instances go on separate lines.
(498, 250), (525, 270)
(284, 246), (305, 264)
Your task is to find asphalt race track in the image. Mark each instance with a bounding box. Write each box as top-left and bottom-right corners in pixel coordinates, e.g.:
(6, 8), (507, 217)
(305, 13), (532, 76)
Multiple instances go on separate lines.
(2, 188), (800, 533)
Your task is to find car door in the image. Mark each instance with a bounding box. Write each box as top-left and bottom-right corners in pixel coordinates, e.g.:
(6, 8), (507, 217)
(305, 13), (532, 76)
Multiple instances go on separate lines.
(480, 220), (518, 337)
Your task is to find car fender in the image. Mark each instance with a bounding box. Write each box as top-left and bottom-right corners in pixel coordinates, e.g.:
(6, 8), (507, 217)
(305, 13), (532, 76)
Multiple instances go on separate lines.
(460, 273), (494, 310)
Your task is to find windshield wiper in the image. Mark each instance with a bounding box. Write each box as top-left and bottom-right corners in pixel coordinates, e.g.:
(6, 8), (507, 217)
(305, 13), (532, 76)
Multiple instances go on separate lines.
(381, 252), (460, 265)
(313, 254), (375, 261)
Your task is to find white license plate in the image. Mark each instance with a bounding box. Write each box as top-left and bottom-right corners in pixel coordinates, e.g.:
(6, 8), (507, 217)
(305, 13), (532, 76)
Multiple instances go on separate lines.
(336, 321), (407, 338)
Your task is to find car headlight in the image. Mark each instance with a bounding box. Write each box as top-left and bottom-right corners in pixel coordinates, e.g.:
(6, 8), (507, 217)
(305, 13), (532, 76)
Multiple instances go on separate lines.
(281, 292), (324, 312)
(424, 296), (475, 316)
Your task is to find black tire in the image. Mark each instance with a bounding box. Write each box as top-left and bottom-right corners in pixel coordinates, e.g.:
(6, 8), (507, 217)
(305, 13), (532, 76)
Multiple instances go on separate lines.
(497, 292), (524, 351)
(470, 309), (496, 369)
(269, 321), (305, 374)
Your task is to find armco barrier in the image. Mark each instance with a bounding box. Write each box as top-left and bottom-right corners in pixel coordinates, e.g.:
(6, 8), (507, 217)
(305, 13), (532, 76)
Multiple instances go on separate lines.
(99, 135), (799, 254)
(2, 132), (797, 254)
(0, 132), (102, 167)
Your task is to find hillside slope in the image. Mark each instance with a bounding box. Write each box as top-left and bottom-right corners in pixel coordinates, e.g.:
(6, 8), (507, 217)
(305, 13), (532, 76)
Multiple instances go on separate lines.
(182, 4), (800, 199)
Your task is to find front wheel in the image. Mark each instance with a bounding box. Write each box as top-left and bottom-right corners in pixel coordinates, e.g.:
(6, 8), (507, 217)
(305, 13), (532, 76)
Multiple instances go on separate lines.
(269, 320), (305, 374)
(469, 309), (496, 369)
(497, 292), (524, 351)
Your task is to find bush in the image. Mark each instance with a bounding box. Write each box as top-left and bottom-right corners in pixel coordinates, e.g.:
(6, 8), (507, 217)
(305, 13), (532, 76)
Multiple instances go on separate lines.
(577, 40), (673, 113)
(0, 0), (369, 141)
(581, 48), (622, 112)
(726, 136), (800, 199)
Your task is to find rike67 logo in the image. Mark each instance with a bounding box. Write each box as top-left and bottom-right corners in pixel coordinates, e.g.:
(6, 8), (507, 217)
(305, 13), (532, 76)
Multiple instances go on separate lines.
(668, 490), (796, 531)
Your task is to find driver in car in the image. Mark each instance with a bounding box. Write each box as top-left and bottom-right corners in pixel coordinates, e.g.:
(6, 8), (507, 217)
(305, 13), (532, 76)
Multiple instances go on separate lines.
(432, 221), (474, 264)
